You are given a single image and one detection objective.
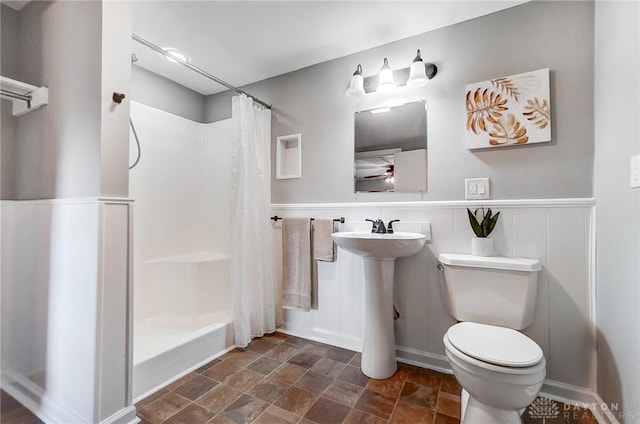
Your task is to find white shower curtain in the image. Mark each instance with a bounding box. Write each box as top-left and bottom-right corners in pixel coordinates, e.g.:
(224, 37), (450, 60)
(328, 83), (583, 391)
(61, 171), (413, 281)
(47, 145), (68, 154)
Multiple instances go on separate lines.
(230, 94), (276, 347)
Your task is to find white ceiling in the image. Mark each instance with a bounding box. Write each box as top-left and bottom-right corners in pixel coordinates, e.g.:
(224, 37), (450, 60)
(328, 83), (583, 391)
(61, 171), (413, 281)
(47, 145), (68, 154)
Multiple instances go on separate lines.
(130, 1), (527, 96)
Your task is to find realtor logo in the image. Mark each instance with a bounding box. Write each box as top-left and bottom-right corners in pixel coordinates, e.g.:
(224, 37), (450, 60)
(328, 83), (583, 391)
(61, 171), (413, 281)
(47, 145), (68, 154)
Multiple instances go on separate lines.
(528, 397), (560, 422)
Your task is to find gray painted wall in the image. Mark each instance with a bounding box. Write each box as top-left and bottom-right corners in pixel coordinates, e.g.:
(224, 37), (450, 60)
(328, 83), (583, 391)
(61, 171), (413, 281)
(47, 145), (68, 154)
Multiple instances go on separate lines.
(99, 1), (131, 198)
(1, 5), (19, 199)
(1, 103), (16, 200)
(206, 1), (594, 203)
(6, 1), (103, 199)
(1, 4), (19, 79)
(1, 1), (131, 199)
(204, 90), (234, 122)
(594, 2), (640, 421)
(132, 66), (206, 123)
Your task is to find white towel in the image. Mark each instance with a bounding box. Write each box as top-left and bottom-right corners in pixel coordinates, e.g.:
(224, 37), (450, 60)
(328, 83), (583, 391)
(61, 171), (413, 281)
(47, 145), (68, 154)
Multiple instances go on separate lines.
(313, 219), (337, 262)
(282, 218), (312, 311)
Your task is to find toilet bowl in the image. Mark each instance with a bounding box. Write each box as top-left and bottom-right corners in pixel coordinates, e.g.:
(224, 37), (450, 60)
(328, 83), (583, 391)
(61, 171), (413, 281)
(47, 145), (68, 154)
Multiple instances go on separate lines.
(443, 322), (546, 423)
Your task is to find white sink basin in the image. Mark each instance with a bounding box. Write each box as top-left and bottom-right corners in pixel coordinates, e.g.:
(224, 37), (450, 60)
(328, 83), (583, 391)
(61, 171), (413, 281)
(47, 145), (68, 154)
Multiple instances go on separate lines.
(332, 232), (426, 260)
(331, 230), (427, 379)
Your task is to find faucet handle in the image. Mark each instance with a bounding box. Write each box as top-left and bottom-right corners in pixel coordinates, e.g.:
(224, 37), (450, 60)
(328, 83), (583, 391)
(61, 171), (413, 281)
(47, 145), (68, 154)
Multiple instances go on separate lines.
(365, 219), (377, 233)
(387, 219), (400, 234)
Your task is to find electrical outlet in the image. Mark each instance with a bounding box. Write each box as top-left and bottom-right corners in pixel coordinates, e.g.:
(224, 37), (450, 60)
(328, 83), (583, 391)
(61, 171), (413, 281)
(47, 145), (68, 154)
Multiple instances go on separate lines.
(631, 154), (640, 188)
(465, 178), (490, 200)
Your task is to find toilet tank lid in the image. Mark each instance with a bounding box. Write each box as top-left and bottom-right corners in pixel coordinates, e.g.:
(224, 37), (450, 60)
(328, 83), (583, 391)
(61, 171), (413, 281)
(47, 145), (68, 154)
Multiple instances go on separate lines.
(438, 253), (541, 272)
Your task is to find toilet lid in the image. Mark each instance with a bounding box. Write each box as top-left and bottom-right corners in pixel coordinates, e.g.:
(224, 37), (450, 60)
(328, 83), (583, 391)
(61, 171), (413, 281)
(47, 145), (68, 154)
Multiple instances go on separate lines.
(446, 322), (543, 367)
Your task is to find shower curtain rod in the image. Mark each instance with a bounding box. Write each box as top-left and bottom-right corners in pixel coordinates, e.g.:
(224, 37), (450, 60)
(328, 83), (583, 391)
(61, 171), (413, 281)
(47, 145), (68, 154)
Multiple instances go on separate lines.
(132, 33), (272, 110)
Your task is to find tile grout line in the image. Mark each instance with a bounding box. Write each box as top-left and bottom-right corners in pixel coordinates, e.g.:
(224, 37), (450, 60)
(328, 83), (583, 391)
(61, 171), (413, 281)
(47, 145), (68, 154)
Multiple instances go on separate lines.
(433, 378), (442, 424)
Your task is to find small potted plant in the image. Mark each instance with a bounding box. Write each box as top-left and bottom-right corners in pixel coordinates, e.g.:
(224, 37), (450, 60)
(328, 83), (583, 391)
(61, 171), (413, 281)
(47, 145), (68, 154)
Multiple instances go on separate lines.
(467, 207), (500, 256)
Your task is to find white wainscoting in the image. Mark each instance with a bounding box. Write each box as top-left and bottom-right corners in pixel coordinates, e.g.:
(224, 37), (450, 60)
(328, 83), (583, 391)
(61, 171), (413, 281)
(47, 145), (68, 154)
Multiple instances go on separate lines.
(0, 198), (138, 424)
(272, 199), (600, 414)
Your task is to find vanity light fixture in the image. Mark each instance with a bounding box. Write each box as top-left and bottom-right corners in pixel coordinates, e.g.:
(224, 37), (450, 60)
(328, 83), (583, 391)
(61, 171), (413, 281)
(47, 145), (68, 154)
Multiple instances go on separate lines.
(376, 58), (397, 94)
(346, 50), (438, 97)
(346, 64), (366, 97)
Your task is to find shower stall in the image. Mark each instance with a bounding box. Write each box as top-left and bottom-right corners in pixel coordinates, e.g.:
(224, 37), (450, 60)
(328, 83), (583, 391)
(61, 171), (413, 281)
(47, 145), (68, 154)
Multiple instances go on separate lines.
(129, 101), (234, 400)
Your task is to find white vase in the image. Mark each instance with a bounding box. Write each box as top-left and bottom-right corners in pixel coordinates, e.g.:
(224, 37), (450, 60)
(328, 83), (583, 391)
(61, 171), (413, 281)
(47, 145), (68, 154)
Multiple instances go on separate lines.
(472, 237), (493, 257)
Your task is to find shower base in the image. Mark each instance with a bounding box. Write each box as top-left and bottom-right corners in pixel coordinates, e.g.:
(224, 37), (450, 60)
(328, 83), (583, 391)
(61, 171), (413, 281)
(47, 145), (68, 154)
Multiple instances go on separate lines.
(132, 311), (234, 401)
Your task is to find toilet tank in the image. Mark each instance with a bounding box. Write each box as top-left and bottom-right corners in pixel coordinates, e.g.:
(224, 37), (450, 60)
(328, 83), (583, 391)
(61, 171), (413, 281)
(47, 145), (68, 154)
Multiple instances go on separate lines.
(438, 253), (541, 330)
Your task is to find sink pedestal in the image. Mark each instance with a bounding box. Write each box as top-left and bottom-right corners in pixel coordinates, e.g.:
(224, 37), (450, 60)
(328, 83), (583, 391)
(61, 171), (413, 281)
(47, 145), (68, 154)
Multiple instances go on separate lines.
(330, 231), (427, 380)
(361, 258), (397, 379)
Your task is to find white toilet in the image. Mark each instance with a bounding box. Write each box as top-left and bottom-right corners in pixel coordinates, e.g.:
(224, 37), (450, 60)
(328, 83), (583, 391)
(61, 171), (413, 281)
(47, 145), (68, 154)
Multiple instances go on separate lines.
(438, 253), (546, 424)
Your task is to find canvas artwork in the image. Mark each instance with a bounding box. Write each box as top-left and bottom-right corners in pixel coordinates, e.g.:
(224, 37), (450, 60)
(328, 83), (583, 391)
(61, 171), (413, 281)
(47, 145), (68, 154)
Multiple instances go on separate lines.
(465, 68), (551, 149)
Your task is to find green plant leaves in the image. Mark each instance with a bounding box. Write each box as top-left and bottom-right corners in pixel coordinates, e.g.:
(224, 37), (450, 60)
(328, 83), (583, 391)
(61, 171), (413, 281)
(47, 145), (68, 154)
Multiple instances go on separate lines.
(467, 208), (484, 237)
(467, 207), (500, 237)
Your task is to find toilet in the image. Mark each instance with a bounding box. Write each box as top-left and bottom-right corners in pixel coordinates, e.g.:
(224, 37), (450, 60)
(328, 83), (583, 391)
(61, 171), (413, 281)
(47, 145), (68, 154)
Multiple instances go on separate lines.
(438, 253), (546, 424)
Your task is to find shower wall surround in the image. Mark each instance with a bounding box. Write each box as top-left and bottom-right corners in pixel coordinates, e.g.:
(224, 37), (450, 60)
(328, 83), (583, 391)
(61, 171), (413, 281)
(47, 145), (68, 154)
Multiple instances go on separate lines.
(272, 201), (597, 404)
(129, 101), (232, 321)
(129, 101), (235, 399)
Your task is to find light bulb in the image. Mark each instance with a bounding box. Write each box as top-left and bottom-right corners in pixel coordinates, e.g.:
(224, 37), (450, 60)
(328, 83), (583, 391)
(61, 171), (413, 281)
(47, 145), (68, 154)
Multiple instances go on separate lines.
(161, 48), (190, 64)
(376, 58), (396, 94)
(407, 49), (428, 88)
(346, 64), (365, 97)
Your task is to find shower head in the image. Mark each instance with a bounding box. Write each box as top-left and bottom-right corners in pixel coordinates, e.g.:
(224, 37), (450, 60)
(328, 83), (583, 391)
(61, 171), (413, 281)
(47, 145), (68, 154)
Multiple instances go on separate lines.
(131, 53), (139, 64)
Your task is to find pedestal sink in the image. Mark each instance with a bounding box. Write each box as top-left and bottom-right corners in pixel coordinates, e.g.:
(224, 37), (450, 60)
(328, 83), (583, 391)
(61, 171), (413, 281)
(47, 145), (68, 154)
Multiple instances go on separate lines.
(332, 231), (427, 379)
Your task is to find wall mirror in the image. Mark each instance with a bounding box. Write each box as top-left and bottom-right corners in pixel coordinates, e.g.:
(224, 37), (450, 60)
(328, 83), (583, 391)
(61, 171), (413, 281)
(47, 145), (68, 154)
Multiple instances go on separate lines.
(354, 100), (427, 193)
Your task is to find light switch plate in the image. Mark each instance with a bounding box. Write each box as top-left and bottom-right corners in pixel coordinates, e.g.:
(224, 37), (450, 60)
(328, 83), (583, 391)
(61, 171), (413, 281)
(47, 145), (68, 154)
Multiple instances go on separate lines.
(631, 154), (640, 188)
(465, 178), (490, 200)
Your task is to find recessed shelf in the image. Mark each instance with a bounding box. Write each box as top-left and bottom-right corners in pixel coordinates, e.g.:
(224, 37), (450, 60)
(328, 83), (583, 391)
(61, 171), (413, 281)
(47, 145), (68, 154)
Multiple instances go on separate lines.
(276, 133), (302, 180)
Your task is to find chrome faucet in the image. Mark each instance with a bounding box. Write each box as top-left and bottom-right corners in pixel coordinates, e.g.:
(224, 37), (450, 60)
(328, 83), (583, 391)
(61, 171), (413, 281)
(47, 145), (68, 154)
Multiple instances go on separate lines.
(366, 219), (387, 233)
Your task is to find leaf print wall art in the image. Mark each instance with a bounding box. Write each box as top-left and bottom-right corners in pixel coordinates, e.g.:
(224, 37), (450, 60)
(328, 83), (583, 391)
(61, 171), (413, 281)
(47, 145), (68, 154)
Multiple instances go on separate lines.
(466, 68), (551, 149)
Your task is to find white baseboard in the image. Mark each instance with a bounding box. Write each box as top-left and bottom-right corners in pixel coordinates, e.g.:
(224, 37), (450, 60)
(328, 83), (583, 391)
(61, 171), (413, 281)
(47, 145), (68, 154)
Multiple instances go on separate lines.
(1, 369), (89, 424)
(100, 406), (140, 424)
(394, 345), (452, 374)
(277, 325), (452, 374)
(2, 369), (141, 424)
(278, 324), (363, 352)
(540, 379), (620, 424)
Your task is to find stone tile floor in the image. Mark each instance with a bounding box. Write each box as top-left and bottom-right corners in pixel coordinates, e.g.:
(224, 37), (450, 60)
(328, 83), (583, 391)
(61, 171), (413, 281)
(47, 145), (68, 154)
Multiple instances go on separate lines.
(1, 390), (44, 424)
(1, 332), (599, 424)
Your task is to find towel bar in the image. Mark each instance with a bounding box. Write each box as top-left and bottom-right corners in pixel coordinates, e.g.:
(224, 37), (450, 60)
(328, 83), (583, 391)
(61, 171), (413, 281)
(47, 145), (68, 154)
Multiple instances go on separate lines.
(270, 215), (345, 223)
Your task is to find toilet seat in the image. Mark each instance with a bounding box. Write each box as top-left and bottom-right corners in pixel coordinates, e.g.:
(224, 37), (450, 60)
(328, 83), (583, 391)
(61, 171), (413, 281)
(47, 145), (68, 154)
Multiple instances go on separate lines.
(446, 322), (543, 368)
